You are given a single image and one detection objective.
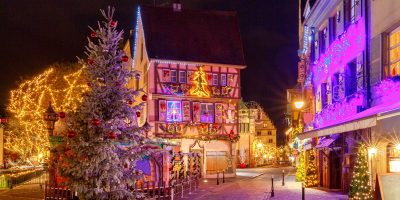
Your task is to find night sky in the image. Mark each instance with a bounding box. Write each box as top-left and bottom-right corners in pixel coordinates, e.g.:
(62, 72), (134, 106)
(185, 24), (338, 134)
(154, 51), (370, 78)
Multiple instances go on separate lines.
(0, 0), (299, 143)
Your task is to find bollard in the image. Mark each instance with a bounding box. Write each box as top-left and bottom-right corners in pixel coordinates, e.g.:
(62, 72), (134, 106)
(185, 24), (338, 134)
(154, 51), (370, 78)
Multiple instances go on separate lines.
(282, 170), (285, 186)
(223, 170), (225, 183)
(189, 177), (192, 195)
(217, 171), (220, 185)
(181, 183), (184, 198)
(302, 182), (305, 200)
(171, 187), (174, 200)
(271, 175), (274, 197)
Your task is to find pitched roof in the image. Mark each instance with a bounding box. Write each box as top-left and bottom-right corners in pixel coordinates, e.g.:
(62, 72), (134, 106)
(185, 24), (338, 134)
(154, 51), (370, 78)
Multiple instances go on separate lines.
(139, 6), (245, 66)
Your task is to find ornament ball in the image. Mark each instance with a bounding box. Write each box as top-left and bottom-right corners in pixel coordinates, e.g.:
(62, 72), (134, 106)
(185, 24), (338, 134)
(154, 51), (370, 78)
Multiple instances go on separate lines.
(91, 118), (101, 126)
(122, 56), (129, 62)
(90, 31), (97, 37)
(141, 94), (148, 101)
(136, 111), (141, 117)
(59, 112), (66, 119)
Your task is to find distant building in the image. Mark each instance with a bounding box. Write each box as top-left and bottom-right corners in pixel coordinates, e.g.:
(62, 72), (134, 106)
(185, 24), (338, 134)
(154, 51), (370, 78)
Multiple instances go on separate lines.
(237, 101), (276, 167)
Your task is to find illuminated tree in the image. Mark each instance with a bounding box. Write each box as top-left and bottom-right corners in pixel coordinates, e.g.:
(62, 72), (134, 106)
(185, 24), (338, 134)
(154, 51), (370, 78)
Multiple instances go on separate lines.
(296, 151), (306, 182)
(59, 7), (149, 199)
(305, 151), (318, 187)
(349, 144), (373, 200)
(6, 63), (87, 162)
(190, 66), (209, 97)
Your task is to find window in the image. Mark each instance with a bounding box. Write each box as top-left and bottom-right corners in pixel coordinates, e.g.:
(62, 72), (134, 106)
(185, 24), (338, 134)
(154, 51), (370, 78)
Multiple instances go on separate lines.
(387, 144), (400, 173)
(212, 74), (219, 85)
(179, 71), (186, 83)
(319, 28), (327, 55)
(350, 0), (357, 23)
(389, 27), (400, 76)
(166, 101), (182, 122)
(200, 103), (214, 123)
(345, 59), (357, 96)
(329, 15), (337, 44)
(221, 74), (227, 86)
(268, 139), (273, 143)
(257, 131), (261, 136)
(268, 131), (272, 135)
(170, 70), (177, 83)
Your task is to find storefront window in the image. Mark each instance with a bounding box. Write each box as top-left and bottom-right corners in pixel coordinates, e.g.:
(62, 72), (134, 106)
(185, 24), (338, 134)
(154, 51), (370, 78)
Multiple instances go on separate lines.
(387, 144), (400, 173)
(389, 27), (400, 76)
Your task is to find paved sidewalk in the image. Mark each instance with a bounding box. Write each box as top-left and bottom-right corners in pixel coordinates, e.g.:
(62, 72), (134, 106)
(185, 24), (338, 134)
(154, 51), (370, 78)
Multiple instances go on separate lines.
(0, 184), (43, 200)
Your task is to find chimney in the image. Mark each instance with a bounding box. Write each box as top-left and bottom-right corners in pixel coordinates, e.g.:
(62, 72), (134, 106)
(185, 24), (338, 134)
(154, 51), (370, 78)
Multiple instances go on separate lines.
(173, 0), (182, 12)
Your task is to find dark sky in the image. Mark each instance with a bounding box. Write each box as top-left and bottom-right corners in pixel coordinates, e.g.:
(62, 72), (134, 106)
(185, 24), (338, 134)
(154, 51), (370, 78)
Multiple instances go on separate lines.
(0, 0), (299, 141)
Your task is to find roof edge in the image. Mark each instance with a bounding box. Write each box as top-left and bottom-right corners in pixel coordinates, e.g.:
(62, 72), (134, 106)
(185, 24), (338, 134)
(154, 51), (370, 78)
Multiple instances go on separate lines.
(150, 58), (246, 69)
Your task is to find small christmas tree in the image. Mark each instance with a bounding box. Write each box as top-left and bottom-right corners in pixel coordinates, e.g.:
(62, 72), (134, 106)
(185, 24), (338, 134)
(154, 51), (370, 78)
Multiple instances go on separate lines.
(190, 67), (209, 97)
(296, 151), (306, 182)
(305, 151), (318, 187)
(349, 144), (373, 200)
(59, 7), (150, 199)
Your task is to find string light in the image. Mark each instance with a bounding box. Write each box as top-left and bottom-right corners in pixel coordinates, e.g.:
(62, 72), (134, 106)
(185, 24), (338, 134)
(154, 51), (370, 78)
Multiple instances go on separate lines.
(6, 66), (88, 161)
(190, 67), (210, 97)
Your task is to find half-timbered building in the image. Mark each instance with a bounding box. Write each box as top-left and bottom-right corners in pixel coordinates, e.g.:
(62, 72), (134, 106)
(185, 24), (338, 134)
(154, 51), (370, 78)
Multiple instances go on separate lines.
(124, 4), (245, 179)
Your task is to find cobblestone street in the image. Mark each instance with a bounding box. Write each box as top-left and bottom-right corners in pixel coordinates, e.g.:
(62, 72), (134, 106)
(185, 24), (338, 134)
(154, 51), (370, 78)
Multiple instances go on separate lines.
(190, 166), (348, 200)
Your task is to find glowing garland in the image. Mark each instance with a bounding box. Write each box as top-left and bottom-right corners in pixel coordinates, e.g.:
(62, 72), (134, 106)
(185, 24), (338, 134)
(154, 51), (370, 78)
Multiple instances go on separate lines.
(6, 66), (88, 161)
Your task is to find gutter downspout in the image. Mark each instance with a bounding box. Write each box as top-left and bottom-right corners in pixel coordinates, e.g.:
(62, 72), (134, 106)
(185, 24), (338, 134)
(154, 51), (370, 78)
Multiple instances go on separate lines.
(365, 0), (372, 109)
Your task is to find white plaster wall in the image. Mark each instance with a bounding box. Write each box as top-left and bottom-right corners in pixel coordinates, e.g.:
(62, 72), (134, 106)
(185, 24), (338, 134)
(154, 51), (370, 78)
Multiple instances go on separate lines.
(372, 0), (400, 37)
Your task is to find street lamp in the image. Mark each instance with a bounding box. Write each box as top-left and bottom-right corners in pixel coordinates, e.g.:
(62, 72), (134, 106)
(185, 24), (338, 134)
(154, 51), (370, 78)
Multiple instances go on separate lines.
(294, 100), (305, 109)
(368, 147), (378, 189)
(43, 102), (59, 186)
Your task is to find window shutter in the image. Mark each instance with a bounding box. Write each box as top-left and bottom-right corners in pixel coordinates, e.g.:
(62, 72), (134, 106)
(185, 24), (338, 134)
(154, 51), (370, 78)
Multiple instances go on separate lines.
(215, 103), (223, 123)
(182, 101), (191, 121)
(192, 102), (200, 122)
(159, 100), (167, 121)
(370, 34), (385, 86)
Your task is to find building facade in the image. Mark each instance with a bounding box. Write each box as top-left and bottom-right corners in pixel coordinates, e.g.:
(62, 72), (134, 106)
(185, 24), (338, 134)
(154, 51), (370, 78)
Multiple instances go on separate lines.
(296, 0), (400, 193)
(125, 4), (246, 179)
(238, 101), (276, 167)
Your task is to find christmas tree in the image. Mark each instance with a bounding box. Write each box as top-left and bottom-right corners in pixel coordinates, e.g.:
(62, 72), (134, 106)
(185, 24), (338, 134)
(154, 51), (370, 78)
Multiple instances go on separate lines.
(190, 67), (209, 97)
(59, 7), (150, 199)
(305, 151), (318, 187)
(349, 144), (373, 200)
(296, 151), (306, 182)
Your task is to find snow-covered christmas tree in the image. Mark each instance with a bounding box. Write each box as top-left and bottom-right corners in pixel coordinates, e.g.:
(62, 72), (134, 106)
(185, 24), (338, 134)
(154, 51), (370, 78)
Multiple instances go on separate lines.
(59, 7), (150, 199)
(349, 144), (373, 200)
(305, 151), (318, 187)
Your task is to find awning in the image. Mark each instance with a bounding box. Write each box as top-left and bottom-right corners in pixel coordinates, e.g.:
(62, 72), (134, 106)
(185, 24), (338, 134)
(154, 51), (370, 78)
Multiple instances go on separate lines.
(315, 137), (336, 148)
(298, 100), (400, 140)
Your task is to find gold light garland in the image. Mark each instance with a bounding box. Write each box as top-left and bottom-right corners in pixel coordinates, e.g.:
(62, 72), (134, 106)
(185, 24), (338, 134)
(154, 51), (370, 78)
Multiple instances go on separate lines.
(5, 64), (88, 162)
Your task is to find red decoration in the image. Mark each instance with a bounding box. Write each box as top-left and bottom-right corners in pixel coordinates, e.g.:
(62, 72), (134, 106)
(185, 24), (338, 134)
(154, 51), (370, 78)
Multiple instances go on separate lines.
(128, 100), (133, 105)
(141, 94), (148, 101)
(110, 20), (117, 27)
(59, 112), (66, 119)
(136, 111), (141, 117)
(87, 59), (94, 65)
(115, 81), (121, 86)
(91, 118), (101, 126)
(0, 118), (8, 123)
(90, 31), (97, 37)
(122, 56), (129, 62)
(229, 130), (235, 140)
(240, 163), (246, 168)
(67, 131), (76, 138)
(108, 132), (117, 140)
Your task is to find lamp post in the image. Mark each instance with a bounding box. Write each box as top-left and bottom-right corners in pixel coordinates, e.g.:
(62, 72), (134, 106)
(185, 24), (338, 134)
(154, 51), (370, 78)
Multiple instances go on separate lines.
(43, 102), (59, 186)
(368, 147), (377, 189)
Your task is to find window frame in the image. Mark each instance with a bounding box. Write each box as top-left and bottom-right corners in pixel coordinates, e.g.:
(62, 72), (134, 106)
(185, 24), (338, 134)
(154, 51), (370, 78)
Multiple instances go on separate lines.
(170, 70), (177, 83)
(221, 74), (227, 86)
(166, 100), (182, 122)
(200, 103), (214, 123)
(212, 74), (219, 86)
(179, 71), (186, 83)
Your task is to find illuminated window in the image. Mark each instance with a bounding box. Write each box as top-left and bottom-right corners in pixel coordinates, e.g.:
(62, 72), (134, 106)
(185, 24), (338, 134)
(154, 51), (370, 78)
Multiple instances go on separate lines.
(212, 74), (219, 85)
(268, 131), (272, 135)
(221, 74), (227, 86)
(166, 101), (182, 122)
(170, 70), (177, 83)
(389, 27), (400, 77)
(179, 71), (186, 83)
(200, 103), (214, 123)
(387, 144), (400, 173)
(268, 139), (273, 143)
